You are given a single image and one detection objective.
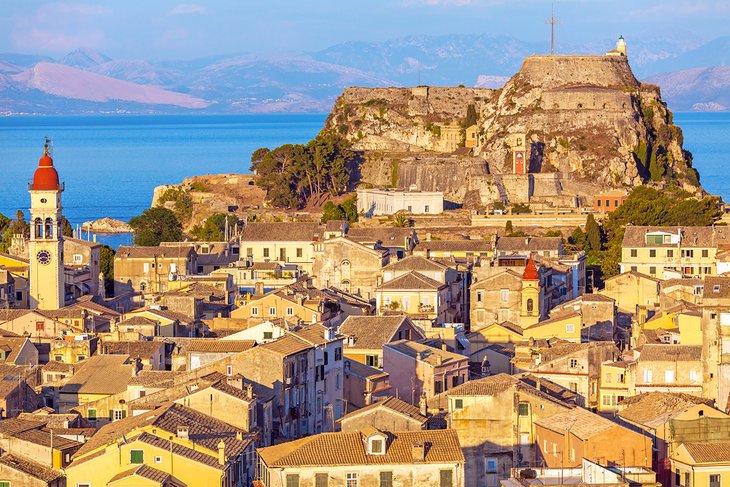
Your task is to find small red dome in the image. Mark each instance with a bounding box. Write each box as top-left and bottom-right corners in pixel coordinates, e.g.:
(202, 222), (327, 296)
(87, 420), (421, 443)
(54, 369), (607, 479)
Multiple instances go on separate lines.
(523, 254), (539, 280)
(32, 151), (60, 191)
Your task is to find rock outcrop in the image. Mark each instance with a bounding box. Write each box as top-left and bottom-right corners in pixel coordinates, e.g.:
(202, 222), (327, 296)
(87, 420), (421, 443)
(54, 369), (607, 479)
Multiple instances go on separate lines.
(81, 218), (132, 234)
(325, 53), (700, 206)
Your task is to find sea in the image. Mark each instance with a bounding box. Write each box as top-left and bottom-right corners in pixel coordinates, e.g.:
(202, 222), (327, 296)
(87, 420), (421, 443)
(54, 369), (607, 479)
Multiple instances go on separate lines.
(0, 112), (728, 249)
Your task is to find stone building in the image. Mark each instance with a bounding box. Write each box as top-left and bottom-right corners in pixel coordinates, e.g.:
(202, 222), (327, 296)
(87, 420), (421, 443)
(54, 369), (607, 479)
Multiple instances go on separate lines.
(256, 428), (465, 487)
(338, 395), (428, 432)
(239, 222), (325, 274)
(357, 187), (444, 217)
(113, 246), (197, 296)
(339, 315), (425, 368)
(311, 236), (390, 299)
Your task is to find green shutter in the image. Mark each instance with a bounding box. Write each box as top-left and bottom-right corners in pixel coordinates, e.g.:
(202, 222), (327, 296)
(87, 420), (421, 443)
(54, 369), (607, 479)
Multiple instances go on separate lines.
(440, 469), (453, 487)
(130, 450), (144, 464)
(87, 409), (96, 420)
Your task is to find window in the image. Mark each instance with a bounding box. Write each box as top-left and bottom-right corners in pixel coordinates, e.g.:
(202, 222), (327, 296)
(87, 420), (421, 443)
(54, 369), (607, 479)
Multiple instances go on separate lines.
(649, 249), (656, 258)
(710, 474), (721, 487)
(269, 307), (276, 316)
(77, 484), (91, 487)
(518, 403), (530, 416)
(526, 298), (534, 315)
(335, 347), (342, 361)
(485, 456), (498, 473)
(566, 323), (575, 334)
(630, 249), (637, 258)
(286, 307), (294, 316)
(425, 205), (430, 213)
(643, 370), (653, 383)
(682, 249), (694, 258)
(665, 370), (675, 383)
(500, 289), (509, 302)
(315, 473), (328, 487)
(667, 249), (674, 257)
(263, 248), (270, 258)
(130, 450), (144, 464)
(263, 331), (273, 340)
(631, 266), (638, 272)
(649, 266), (656, 275)
(143, 262), (149, 272)
(366, 355), (378, 367)
(87, 409), (97, 420)
(73, 253), (83, 263)
(251, 307), (258, 316)
(112, 409), (126, 421)
(197, 265), (204, 274)
(379, 472), (393, 487)
(226, 365), (233, 376)
(602, 395), (612, 406)
(452, 375), (460, 388)
(346, 472), (358, 487)
(155, 456), (162, 464)
(569, 358), (578, 368)
(296, 248), (303, 258)
(476, 291), (483, 303)
(614, 199), (619, 207)
(370, 438), (383, 454)
(440, 469), (453, 487)
(286, 474), (300, 487)
(54, 355), (63, 361)
(597, 199), (601, 207)
(703, 249), (710, 258)
(435, 380), (443, 394)
(454, 398), (463, 410)
(690, 370), (698, 382)
(280, 248), (287, 260)
(324, 351), (329, 365)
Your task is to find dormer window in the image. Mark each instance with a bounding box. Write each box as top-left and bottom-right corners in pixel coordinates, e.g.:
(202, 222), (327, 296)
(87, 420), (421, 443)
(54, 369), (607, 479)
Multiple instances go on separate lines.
(370, 438), (383, 454)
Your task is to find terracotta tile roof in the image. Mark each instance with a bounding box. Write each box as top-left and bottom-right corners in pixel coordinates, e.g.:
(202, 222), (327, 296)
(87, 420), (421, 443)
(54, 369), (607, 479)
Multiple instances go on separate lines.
(518, 374), (578, 405)
(186, 339), (256, 353)
(639, 344), (702, 362)
(413, 239), (491, 253)
(340, 396), (427, 425)
(443, 373), (518, 396)
(0, 309), (32, 323)
(622, 226), (730, 248)
(116, 246), (195, 259)
(107, 464), (181, 485)
(703, 276), (730, 298)
(60, 354), (134, 395)
(346, 228), (414, 246)
(12, 428), (82, 450)
(137, 432), (223, 469)
(604, 270), (661, 283)
(240, 222), (322, 242)
(535, 407), (618, 440)
(287, 324), (342, 346)
(210, 381), (252, 402)
(102, 340), (164, 360)
(42, 360), (77, 373)
(340, 315), (422, 350)
(0, 453), (63, 482)
(496, 236), (562, 252)
(258, 429), (463, 467)
(257, 335), (312, 356)
(0, 337), (31, 363)
(140, 308), (194, 323)
(680, 442), (730, 464)
(117, 316), (158, 327)
(618, 392), (712, 428)
(74, 402), (252, 463)
(378, 271), (446, 291)
(345, 360), (388, 379)
(385, 340), (466, 367)
(0, 417), (46, 435)
(128, 370), (177, 388)
(384, 255), (448, 272)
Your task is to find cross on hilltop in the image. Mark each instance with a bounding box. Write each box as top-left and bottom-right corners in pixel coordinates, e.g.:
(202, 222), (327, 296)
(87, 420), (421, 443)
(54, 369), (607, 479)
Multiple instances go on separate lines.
(545, 6), (560, 55)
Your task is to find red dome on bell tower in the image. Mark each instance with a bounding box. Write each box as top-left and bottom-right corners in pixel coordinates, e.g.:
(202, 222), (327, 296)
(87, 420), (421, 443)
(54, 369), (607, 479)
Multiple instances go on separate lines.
(523, 254), (539, 280)
(32, 140), (60, 191)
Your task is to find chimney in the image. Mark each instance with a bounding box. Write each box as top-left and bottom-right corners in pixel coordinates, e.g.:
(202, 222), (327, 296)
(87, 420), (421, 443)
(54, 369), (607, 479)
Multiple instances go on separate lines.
(217, 439), (226, 465)
(411, 442), (426, 462)
(227, 375), (244, 390)
(236, 431), (243, 440)
(176, 426), (189, 440)
(246, 383), (253, 398)
(324, 327), (335, 341)
(419, 393), (428, 417)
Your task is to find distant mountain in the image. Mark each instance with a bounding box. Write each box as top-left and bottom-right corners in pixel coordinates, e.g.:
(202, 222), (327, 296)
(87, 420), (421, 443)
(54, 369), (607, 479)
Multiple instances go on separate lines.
(647, 67), (730, 111)
(59, 47), (111, 69)
(1, 35), (730, 114)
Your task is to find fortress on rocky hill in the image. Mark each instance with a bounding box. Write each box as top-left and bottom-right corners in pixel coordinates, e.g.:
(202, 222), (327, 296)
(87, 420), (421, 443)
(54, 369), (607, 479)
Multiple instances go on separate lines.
(324, 37), (700, 209)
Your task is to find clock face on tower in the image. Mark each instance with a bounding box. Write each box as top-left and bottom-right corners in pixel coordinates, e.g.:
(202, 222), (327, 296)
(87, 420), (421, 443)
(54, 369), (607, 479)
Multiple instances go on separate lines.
(37, 250), (52, 265)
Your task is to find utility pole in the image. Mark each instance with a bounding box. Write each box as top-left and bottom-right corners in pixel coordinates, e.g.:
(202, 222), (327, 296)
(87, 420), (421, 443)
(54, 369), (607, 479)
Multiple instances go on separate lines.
(545, 5), (560, 55)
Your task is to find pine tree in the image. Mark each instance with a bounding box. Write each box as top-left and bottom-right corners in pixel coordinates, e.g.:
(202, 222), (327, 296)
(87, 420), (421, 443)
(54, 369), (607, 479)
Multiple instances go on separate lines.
(585, 214), (602, 252)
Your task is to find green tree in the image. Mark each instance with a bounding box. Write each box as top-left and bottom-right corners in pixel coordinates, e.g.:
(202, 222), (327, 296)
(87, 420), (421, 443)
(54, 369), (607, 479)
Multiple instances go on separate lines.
(505, 220), (513, 234)
(393, 213), (411, 228)
(99, 244), (115, 296)
(129, 207), (183, 246)
(61, 216), (74, 237)
(544, 230), (562, 238)
(568, 226), (587, 251)
(0, 211), (29, 253)
(464, 104), (478, 127)
(585, 214), (602, 252)
(321, 202), (346, 224)
(190, 213), (241, 241)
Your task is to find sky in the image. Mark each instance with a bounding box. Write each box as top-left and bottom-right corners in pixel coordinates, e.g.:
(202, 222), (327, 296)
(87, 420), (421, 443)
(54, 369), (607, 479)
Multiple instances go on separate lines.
(1, 0), (728, 60)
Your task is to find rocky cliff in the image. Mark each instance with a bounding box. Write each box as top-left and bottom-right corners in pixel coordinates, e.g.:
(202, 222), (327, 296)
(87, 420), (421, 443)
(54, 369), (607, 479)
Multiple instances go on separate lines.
(325, 53), (700, 206)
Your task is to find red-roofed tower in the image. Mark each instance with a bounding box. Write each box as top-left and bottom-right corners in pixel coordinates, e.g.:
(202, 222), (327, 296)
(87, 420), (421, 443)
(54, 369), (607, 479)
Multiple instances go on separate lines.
(520, 254), (541, 327)
(29, 138), (64, 310)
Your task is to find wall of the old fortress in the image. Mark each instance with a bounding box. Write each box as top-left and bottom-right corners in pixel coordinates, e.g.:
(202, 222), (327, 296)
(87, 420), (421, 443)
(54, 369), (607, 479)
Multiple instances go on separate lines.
(518, 55), (639, 89)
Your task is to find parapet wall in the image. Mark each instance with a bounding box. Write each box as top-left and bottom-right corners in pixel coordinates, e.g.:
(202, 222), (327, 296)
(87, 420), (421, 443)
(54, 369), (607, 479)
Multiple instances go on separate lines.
(519, 55), (639, 89)
(341, 86), (494, 117)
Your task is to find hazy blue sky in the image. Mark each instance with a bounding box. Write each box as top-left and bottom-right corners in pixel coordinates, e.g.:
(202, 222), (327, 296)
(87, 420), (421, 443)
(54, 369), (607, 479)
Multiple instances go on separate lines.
(2, 0), (728, 59)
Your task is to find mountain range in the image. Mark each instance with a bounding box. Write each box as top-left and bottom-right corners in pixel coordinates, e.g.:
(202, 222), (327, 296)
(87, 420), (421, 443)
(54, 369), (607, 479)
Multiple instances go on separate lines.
(2, 34), (730, 115)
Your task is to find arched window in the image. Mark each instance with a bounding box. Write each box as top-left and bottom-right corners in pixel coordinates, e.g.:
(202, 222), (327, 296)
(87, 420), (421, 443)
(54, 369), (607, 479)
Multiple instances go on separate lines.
(44, 218), (53, 239)
(34, 218), (43, 239)
(526, 298), (534, 315)
(139, 282), (147, 292)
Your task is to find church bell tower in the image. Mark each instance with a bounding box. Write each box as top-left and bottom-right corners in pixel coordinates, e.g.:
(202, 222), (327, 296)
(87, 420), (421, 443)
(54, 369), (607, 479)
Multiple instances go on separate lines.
(28, 139), (65, 310)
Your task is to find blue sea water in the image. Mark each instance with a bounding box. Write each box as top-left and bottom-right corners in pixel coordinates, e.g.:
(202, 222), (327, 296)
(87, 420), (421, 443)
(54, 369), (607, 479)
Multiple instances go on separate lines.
(0, 114), (326, 247)
(0, 112), (727, 248)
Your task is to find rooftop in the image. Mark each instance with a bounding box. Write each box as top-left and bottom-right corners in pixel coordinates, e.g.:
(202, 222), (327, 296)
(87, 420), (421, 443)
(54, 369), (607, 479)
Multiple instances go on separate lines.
(59, 354), (134, 395)
(339, 315), (421, 350)
(618, 392), (712, 428)
(385, 340), (466, 367)
(535, 407), (619, 440)
(639, 344), (702, 362)
(339, 396), (427, 425)
(240, 222), (322, 242)
(378, 271), (445, 291)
